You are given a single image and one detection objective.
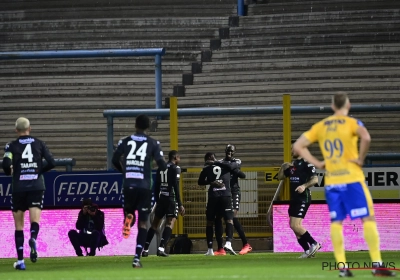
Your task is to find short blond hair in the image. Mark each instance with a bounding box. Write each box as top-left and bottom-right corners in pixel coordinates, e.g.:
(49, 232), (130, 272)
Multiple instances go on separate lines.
(15, 117), (30, 132)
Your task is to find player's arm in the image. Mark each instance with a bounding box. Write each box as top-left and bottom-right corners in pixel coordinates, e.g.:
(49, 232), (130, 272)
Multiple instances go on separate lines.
(112, 139), (124, 173)
(353, 122), (371, 166)
(208, 160), (238, 171)
(2, 143), (13, 176)
(153, 168), (161, 204)
(152, 140), (167, 171)
(41, 141), (56, 173)
(233, 168), (246, 179)
(197, 169), (209, 185)
(277, 162), (292, 180)
(295, 163), (318, 193)
(172, 167), (183, 207)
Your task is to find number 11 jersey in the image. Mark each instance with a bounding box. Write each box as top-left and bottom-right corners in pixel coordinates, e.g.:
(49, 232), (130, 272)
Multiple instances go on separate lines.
(303, 116), (366, 185)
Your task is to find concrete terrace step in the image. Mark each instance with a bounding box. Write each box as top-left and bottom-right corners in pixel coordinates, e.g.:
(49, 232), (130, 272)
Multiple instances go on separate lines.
(211, 44), (400, 61)
(184, 78), (400, 94)
(193, 67), (400, 84)
(0, 17), (230, 32)
(0, 74), (181, 85)
(229, 21), (400, 38)
(202, 55), (400, 72)
(0, 85), (174, 98)
(0, 98), (159, 110)
(239, 9), (400, 26)
(220, 32), (400, 49)
(0, 0), (237, 10)
(0, 52), (202, 66)
(177, 92), (400, 107)
(1, 28), (221, 43)
(0, 39), (211, 52)
(0, 5), (236, 22)
(0, 63), (191, 75)
(248, 0), (400, 16)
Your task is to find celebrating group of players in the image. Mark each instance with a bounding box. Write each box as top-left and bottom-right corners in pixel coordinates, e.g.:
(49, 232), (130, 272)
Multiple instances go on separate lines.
(112, 116), (252, 268)
(1, 92), (397, 277)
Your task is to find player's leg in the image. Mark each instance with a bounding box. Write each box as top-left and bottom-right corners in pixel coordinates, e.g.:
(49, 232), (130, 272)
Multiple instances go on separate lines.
(205, 197), (216, 256)
(288, 202), (309, 257)
(156, 201), (177, 257)
(13, 210), (26, 270)
(222, 196), (236, 255)
(132, 188), (152, 268)
(157, 216), (176, 257)
(347, 182), (395, 277)
(214, 217), (225, 255)
(11, 192), (26, 270)
(297, 203), (320, 257)
(27, 190), (44, 263)
(232, 192), (252, 255)
(142, 202), (164, 256)
(289, 215), (309, 258)
(325, 185), (350, 277)
(122, 188), (136, 239)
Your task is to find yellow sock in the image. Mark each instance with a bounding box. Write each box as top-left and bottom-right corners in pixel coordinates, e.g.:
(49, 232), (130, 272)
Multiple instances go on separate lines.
(330, 223), (346, 265)
(363, 220), (382, 263)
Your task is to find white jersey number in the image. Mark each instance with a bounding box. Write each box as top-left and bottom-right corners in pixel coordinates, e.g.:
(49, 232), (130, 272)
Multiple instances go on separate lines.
(127, 141), (148, 161)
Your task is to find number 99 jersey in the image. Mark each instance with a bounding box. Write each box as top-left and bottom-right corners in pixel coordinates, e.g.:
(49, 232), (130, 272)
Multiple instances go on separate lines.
(303, 116), (366, 186)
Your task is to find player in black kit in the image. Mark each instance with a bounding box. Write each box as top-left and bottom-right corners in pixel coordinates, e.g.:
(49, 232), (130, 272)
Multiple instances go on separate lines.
(112, 114), (167, 268)
(2, 117), (56, 270)
(278, 140), (321, 258)
(198, 152), (243, 256)
(214, 144), (252, 256)
(142, 150), (185, 257)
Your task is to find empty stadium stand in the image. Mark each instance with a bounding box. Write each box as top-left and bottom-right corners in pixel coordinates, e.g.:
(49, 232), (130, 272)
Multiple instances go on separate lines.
(0, 0), (399, 171)
(0, 0), (237, 169)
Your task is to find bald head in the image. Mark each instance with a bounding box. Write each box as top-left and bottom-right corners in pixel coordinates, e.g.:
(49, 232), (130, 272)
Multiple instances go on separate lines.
(15, 117), (31, 133)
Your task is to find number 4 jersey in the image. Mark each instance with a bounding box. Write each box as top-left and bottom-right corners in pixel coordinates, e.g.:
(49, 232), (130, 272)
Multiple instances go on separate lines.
(112, 133), (165, 189)
(2, 136), (55, 193)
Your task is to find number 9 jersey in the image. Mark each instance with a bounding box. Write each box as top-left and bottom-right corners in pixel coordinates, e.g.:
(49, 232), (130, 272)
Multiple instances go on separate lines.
(302, 116), (366, 185)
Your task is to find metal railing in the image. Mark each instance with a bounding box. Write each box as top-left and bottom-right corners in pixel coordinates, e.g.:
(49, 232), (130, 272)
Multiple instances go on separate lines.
(0, 48), (166, 110)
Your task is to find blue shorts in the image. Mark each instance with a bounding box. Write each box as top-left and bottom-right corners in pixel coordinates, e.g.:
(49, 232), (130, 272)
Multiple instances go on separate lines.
(325, 181), (374, 222)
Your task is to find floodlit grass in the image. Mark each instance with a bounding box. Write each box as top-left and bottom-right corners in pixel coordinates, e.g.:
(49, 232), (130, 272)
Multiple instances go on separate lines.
(1, 252), (399, 280)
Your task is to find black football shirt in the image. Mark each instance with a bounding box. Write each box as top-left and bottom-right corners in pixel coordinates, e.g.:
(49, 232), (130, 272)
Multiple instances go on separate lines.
(3, 136), (55, 193)
(284, 158), (316, 203)
(112, 133), (164, 189)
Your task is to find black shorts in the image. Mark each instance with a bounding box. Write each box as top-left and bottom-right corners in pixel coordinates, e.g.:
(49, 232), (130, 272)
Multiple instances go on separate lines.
(155, 197), (178, 219)
(232, 192), (241, 210)
(288, 201), (311, 218)
(11, 190), (44, 212)
(122, 187), (152, 222)
(206, 196), (233, 221)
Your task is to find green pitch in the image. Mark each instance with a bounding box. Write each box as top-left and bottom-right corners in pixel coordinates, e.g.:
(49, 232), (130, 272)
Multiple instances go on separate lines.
(1, 252), (399, 280)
